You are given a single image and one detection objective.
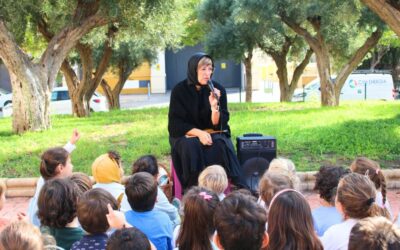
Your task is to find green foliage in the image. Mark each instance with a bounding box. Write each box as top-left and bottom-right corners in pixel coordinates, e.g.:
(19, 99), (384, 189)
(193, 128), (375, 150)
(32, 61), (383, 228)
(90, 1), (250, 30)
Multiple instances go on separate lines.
(199, 0), (263, 61)
(0, 101), (399, 177)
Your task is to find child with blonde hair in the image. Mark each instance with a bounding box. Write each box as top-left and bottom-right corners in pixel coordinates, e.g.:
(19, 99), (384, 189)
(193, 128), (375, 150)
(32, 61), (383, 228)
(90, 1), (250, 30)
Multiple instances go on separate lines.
(198, 165), (228, 200)
(350, 157), (393, 219)
(258, 171), (294, 211)
(268, 157), (300, 190)
(320, 173), (389, 250)
(0, 221), (43, 250)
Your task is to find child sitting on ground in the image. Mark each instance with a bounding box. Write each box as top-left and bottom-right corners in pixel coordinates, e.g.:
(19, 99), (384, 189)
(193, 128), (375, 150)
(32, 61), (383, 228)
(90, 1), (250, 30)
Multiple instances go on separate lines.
(132, 155), (180, 227)
(350, 157), (393, 219)
(174, 187), (220, 250)
(38, 178), (83, 250)
(320, 173), (389, 250)
(267, 189), (323, 250)
(71, 188), (119, 250)
(69, 172), (92, 196)
(348, 216), (400, 250)
(92, 151), (131, 212)
(106, 227), (152, 250)
(198, 165), (228, 201)
(268, 157), (301, 190)
(214, 192), (268, 250)
(0, 220), (44, 250)
(313, 165), (349, 236)
(27, 129), (80, 226)
(124, 172), (173, 250)
(258, 171), (294, 212)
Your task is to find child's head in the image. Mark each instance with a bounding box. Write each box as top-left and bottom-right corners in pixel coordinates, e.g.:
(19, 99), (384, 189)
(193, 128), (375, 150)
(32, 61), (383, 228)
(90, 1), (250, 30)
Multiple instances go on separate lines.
(348, 216), (400, 250)
(0, 181), (6, 210)
(314, 165), (349, 205)
(125, 172), (157, 212)
(106, 227), (151, 250)
(177, 187), (219, 250)
(336, 173), (388, 219)
(131, 155), (159, 178)
(198, 165), (228, 195)
(214, 192), (268, 250)
(0, 221), (43, 250)
(77, 188), (118, 234)
(350, 157), (387, 204)
(40, 147), (72, 180)
(259, 172), (294, 207)
(69, 172), (92, 197)
(268, 158), (300, 188)
(38, 178), (79, 228)
(92, 151), (123, 184)
(267, 189), (323, 250)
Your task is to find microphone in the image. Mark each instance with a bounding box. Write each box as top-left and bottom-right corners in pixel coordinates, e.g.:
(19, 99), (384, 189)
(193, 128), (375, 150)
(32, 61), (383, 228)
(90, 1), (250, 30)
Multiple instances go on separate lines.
(208, 80), (219, 101)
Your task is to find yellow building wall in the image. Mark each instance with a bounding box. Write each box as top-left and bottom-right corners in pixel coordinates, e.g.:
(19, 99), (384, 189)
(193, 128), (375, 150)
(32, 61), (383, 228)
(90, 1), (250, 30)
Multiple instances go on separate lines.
(98, 62), (151, 95)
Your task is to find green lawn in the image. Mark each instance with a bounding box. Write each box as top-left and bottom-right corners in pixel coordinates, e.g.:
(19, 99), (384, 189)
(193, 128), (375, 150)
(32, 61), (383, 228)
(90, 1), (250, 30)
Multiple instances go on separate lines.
(0, 101), (399, 178)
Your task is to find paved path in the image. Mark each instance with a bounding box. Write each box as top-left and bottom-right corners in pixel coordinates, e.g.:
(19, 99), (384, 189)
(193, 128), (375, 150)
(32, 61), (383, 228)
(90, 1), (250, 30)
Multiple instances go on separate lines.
(1, 190), (399, 230)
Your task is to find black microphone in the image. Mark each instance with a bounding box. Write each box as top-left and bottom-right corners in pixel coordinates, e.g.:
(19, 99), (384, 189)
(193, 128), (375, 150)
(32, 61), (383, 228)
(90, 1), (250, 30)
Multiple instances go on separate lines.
(208, 80), (219, 101)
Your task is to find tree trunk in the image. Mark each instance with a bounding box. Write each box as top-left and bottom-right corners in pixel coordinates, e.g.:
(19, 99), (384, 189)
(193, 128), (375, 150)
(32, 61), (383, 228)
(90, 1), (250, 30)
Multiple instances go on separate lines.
(334, 29), (382, 103)
(288, 49), (314, 99)
(0, 2), (108, 133)
(9, 68), (51, 133)
(272, 54), (290, 102)
(101, 79), (120, 109)
(281, 16), (337, 106)
(314, 47), (337, 106)
(100, 62), (132, 109)
(243, 51), (253, 102)
(361, 0), (400, 38)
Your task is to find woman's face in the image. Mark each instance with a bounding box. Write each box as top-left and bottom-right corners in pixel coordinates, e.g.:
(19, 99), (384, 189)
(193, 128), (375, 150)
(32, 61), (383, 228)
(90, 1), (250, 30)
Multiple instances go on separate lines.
(197, 63), (213, 85)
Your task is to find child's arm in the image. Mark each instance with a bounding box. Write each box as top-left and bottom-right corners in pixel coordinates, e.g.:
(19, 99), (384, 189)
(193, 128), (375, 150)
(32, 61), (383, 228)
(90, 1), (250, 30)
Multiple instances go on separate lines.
(64, 129), (80, 153)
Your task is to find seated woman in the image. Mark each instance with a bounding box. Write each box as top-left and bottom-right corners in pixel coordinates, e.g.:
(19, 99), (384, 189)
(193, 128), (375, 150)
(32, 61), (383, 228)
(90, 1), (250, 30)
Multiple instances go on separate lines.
(168, 52), (244, 190)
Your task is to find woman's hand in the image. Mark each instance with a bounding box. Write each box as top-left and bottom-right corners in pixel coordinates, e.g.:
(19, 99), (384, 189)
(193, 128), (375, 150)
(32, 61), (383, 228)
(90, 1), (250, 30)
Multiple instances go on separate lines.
(209, 87), (221, 110)
(198, 130), (213, 146)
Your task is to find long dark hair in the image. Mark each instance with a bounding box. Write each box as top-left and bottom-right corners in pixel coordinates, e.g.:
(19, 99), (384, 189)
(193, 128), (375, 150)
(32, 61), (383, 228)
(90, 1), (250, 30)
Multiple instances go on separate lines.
(40, 147), (69, 180)
(176, 187), (219, 250)
(267, 190), (323, 250)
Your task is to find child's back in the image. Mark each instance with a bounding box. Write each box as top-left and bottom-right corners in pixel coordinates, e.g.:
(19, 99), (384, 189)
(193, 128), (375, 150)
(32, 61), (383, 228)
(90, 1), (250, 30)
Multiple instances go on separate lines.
(124, 172), (173, 250)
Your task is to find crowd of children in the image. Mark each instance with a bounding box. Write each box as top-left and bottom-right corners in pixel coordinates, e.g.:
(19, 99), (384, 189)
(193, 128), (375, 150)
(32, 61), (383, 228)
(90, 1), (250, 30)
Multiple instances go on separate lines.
(0, 130), (399, 250)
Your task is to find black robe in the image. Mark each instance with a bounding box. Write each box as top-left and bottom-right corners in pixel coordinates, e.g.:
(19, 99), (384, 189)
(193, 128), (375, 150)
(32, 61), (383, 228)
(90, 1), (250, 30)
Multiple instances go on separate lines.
(168, 53), (243, 190)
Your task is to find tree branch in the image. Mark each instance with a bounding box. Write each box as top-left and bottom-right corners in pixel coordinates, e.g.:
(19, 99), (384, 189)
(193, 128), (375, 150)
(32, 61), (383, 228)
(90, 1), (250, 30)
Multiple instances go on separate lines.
(361, 0), (400, 37)
(0, 20), (34, 76)
(290, 48), (313, 93)
(280, 15), (318, 46)
(335, 29), (383, 92)
(39, 13), (109, 87)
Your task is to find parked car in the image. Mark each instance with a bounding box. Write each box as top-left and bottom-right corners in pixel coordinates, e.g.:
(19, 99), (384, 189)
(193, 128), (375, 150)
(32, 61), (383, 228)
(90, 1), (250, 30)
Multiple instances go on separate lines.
(293, 73), (394, 102)
(0, 87), (108, 117)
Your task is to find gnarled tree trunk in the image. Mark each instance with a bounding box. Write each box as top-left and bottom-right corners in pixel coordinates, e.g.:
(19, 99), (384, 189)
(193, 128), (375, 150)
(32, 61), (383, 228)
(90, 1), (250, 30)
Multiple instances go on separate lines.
(0, 2), (108, 133)
(281, 16), (381, 106)
(101, 61), (133, 109)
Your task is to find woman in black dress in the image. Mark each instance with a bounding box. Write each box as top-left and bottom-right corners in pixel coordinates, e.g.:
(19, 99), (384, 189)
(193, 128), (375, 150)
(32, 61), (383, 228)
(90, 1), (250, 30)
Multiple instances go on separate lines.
(168, 52), (243, 190)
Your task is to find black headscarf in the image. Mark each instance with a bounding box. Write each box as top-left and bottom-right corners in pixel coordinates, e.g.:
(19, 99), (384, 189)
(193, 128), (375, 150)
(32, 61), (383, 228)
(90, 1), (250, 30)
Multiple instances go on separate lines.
(187, 52), (214, 86)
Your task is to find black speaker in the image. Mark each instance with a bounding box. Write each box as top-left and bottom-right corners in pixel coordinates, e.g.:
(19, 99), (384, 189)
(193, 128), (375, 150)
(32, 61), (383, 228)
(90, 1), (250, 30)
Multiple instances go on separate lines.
(236, 134), (277, 194)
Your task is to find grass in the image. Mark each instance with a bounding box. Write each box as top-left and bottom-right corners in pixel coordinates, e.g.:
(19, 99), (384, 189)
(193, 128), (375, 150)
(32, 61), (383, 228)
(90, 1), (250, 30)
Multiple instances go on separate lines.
(0, 101), (399, 177)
